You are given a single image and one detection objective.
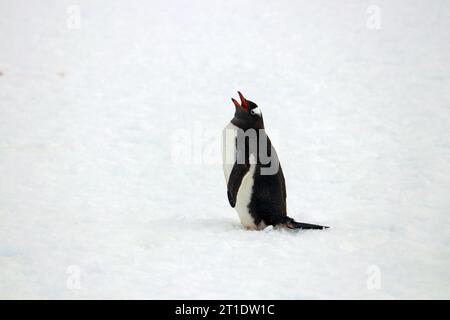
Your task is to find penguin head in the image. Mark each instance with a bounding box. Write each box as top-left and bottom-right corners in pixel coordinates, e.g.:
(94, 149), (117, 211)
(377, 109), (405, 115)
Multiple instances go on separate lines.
(231, 91), (264, 129)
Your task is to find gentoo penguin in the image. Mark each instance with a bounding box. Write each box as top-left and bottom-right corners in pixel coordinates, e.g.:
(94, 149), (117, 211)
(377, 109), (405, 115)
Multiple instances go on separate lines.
(222, 91), (328, 230)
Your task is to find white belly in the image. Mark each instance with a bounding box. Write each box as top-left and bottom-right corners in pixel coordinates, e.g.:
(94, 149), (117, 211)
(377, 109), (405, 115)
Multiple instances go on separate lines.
(234, 163), (257, 228)
(222, 123), (259, 229)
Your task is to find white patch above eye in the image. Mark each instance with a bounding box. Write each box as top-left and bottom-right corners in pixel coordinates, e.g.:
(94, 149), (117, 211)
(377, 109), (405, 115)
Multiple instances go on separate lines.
(251, 107), (261, 115)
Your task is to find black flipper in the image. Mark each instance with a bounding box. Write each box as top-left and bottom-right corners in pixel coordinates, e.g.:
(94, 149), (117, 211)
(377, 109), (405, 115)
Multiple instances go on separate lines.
(227, 162), (250, 207)
(280, 216), (329, 230)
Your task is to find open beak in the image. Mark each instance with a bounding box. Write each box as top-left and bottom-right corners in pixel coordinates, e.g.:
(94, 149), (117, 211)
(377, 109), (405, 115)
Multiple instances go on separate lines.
(231, 98), (240, 108)
(231, 91), (248, 110)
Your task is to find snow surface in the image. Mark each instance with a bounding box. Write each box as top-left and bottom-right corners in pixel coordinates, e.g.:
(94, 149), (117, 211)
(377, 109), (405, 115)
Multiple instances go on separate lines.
(1, 0), (450, 299)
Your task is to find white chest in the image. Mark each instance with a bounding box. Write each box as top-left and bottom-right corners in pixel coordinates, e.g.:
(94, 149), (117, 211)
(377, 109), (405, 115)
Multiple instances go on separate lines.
(222, 123), (258, 229)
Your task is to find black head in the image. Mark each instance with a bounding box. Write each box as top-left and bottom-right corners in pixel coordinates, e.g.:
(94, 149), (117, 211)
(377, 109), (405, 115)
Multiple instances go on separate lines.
(230, 91), (264, 130)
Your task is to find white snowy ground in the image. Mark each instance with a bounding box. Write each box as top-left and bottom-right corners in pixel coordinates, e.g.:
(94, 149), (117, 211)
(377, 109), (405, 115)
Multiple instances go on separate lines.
(1, 0), (450, 299)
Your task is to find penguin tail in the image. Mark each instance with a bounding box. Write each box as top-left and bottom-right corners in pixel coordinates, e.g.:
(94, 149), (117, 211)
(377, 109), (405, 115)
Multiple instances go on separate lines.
(280, 216), (329, 230)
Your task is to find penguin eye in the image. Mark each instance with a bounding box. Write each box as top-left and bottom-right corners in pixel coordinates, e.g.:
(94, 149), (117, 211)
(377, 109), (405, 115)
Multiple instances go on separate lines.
(250, 107), (261, 116)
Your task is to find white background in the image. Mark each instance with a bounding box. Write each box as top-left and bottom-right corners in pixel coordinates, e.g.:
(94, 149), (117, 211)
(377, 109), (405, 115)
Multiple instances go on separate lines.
(1, 0), (449, 298)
